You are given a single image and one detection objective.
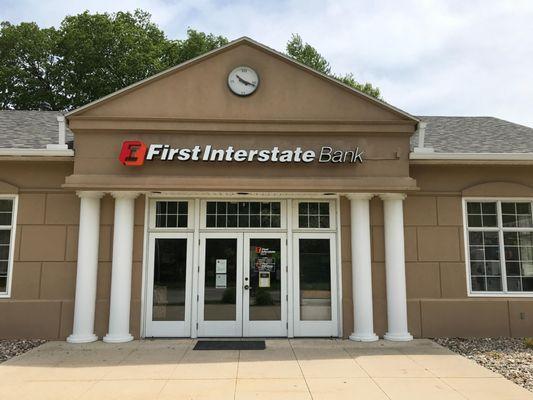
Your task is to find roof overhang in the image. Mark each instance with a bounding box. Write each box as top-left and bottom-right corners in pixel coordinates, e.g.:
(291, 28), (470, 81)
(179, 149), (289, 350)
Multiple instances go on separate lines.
(0, 148), (74, 157)
(409, 152), (533, 165)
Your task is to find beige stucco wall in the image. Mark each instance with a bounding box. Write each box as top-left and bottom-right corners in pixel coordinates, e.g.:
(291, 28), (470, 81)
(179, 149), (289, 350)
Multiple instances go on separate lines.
(341, 164), (533, 338)
(0, 161), (145, 339)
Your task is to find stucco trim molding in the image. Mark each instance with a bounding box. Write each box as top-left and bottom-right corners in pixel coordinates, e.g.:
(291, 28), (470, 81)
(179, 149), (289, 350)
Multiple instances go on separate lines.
(68, 118), (415, 133)
(462, 181), (533, 197)
(62, 174), (419, 193)
(0, 180), (18, 194)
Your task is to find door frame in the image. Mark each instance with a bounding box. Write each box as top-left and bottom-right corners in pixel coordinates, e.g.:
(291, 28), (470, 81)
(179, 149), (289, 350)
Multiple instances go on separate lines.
(141, 194), (342, 339)
(292, 231), (338, 337)
(197, 232), (244, 337)
(145, 232), (194, 337)
(243, 232), (288, 337)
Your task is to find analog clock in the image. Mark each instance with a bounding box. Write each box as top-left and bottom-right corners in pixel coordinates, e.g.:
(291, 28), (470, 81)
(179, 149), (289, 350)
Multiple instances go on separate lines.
(227, 66), (259, 96)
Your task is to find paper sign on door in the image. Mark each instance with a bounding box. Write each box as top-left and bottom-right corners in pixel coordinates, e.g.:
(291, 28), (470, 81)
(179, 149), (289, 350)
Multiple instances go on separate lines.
(215, 273), (227, 288)
(216, 259), (227, 274)
(259, 271), (270, 288)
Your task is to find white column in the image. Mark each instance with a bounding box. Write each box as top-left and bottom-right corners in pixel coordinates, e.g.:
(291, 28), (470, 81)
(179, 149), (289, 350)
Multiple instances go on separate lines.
(347, 194), (378, 342)
(103, 192), (138, 343)
(67, 191), (104, 343)
(381, 193), (413, 341)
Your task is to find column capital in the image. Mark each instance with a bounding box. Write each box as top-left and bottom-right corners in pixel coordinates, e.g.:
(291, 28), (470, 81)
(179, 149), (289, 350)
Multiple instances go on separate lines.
(345, 193), (374, 201)
(111, 191), (139, 200)
(76, 191), (105, 199)
(379, 193), (406, 201)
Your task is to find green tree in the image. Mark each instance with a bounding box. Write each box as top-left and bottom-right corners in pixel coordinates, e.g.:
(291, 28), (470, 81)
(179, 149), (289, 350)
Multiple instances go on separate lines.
(286, 33), (331, 75)
(0, 10), (229, 110)
(286, 34), (381, 99)
(164, 30), (228, 67)
(0, 22), (61, 109)
(56, 10), (169, 108)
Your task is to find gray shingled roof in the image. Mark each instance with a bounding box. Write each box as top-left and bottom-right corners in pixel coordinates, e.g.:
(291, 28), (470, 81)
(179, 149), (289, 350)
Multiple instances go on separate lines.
(412, 116), (533, 153)
(0, 110), (73, 149)
(0, 111), (532, 154)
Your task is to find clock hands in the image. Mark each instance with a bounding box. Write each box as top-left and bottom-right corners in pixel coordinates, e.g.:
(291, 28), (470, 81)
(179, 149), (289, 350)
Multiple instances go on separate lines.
(236, 74), (256, 87)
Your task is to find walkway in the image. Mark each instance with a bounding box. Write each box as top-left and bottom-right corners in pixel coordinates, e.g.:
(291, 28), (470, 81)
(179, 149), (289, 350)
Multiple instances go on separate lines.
(0, 339), (531, 399)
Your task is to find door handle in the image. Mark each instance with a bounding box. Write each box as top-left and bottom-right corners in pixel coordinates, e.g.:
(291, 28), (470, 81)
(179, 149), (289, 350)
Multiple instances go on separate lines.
(244, 285), (250, 290)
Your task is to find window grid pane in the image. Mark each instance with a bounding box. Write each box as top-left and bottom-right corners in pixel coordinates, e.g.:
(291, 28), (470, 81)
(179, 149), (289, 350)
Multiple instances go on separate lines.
(205, 201), (281, 228)
(467, 200), (533, 294)
(0, 199), (13, 294)
(0, 199), (12, 227)
(155, 201), (188, 228)
(298, 202), (330, 228)
(501, 202), (533, 228)
(468, 230), (502, 292)
(504, 231), (533, 291)
(467, 201), (497, 228)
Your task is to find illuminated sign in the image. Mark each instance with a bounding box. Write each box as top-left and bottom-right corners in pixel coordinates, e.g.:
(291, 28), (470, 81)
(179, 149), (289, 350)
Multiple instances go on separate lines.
(119, 141), (363, 166)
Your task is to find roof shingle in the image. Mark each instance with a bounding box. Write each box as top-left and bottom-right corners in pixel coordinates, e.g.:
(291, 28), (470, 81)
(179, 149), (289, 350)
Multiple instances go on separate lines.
(413, 116), (533, 153)
(0, 110), (73, 149)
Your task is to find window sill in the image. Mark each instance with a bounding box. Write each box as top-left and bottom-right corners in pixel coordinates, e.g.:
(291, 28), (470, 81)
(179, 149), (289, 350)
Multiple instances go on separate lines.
(468, 291), (533, 298)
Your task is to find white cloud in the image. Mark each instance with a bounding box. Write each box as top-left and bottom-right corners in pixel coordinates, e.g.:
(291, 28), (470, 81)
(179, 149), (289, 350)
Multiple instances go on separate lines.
(1, 0), (533, 126)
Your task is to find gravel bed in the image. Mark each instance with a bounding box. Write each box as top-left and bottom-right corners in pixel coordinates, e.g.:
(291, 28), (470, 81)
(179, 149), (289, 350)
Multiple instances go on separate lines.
(434, 337), (533, 392)
(0, 339), (46, 363)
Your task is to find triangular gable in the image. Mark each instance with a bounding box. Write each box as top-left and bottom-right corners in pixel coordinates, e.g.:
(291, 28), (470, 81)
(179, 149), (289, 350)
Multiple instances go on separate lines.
(66, 37), (418, 123)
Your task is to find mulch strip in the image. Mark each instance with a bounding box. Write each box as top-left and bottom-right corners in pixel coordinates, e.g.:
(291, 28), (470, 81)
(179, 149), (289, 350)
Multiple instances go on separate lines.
(434, 337), (533, 392)
(0, 339), (46, 363)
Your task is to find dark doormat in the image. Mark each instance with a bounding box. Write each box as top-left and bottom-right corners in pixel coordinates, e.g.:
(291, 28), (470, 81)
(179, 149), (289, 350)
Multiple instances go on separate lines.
(193, 340), (265, 350)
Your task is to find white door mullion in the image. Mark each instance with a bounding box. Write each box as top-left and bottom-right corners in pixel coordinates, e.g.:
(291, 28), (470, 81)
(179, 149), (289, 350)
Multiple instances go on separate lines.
(287, 199), (294, 338)
(190, 199), (200, 338)
(242, 233), (250, 336)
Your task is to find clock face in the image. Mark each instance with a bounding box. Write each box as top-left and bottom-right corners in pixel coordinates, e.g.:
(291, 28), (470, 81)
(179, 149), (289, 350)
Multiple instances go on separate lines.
(227, 66), (259, 96)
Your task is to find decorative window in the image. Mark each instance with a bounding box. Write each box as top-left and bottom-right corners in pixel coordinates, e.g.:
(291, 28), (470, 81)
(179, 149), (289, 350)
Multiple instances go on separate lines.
(0, 197), (16, 296)
(155, 201), (188, 228)
(298, 202), (330, 228)
(205, 201), (281, 228)
(465, 200), (533, 294)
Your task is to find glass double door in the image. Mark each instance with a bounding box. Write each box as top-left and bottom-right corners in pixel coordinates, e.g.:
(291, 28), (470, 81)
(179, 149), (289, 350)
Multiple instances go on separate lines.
(198, 232), (287, 337)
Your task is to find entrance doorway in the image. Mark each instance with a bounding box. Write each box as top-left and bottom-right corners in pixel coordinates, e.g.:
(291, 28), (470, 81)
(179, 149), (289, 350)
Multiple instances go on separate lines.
(197, 233), (287, 337)
(143, 197), (340, 339)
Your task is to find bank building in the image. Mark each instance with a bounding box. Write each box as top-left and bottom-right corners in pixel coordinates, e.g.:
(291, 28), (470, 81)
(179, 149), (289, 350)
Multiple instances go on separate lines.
(1, 37), (532, 343)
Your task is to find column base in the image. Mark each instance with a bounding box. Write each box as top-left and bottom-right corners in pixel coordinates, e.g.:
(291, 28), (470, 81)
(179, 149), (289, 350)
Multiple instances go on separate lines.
(384, 332), (413, 341)
(349, 333), (379, 342)
(66, 333), (98, 344)
(103, 333), (134, 344)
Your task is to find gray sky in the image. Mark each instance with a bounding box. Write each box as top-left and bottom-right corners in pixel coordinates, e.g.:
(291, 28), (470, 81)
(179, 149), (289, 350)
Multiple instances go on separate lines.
(2, 0), (533, 127)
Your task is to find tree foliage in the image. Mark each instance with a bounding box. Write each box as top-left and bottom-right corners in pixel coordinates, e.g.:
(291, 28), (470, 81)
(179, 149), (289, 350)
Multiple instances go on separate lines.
(0, 11), (380, 110)
(286, 34), (381, 99)
(0, 10), (228, 110)
(286, 34), (331, 75)
(0, 21), (60, 109)
(56, 10), (167, 108)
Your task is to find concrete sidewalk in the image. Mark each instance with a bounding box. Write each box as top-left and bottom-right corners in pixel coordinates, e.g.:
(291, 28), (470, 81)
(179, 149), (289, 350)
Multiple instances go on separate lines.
(0, 339), (531, 399)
